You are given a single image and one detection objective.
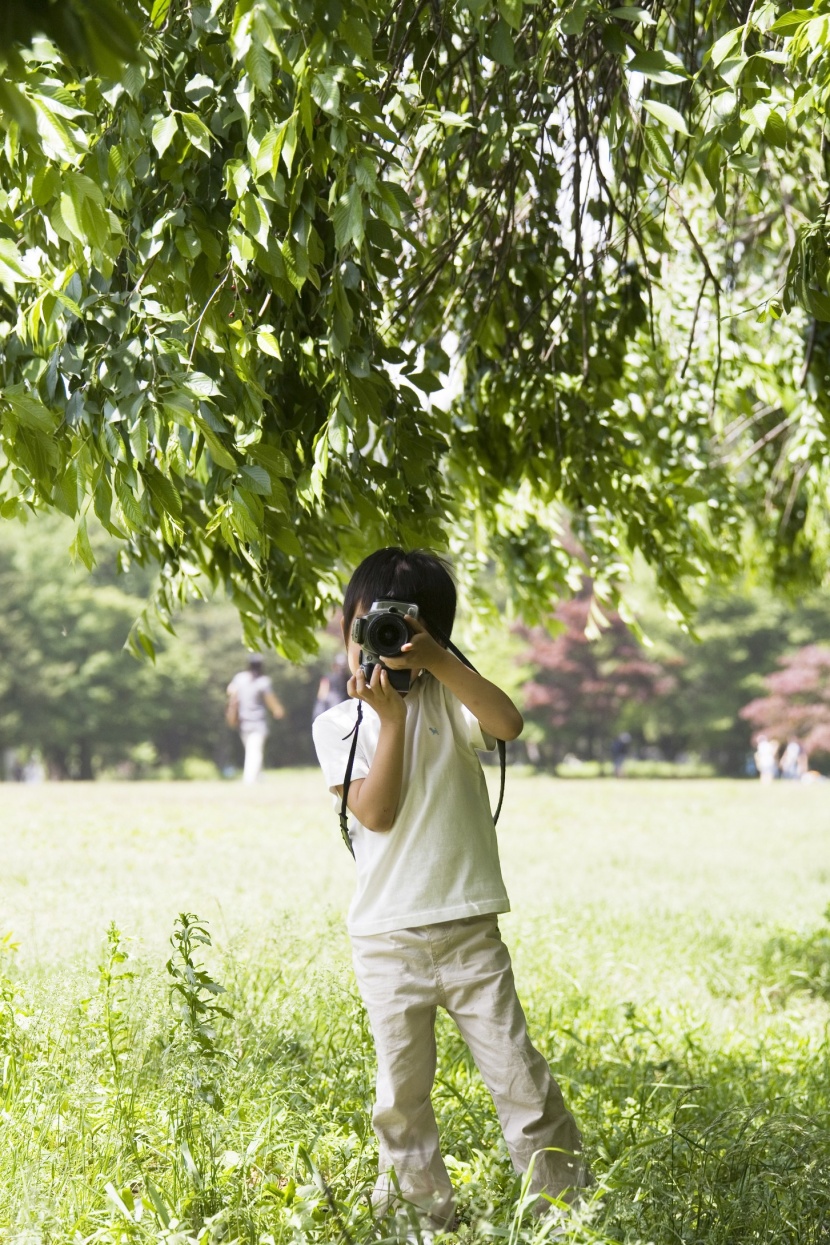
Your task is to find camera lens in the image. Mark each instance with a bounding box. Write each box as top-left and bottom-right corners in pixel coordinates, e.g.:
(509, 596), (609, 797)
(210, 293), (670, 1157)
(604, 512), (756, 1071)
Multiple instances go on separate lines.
(366, 613), (409, 656)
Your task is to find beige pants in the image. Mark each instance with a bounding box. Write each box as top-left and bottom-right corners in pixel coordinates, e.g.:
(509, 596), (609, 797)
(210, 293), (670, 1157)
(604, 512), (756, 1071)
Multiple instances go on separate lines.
(351, 914), (585, 1226)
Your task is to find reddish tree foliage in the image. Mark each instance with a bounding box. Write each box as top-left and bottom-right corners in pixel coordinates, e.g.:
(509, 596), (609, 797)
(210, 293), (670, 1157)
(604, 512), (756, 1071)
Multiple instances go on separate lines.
(741, 645), (830, 758)
(520, 595), (677, 761)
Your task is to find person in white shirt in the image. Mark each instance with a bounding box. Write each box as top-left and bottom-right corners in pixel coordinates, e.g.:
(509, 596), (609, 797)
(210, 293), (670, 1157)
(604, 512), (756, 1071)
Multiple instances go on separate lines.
(226, 654), (285, 784)
(312, 548), (588, 1232)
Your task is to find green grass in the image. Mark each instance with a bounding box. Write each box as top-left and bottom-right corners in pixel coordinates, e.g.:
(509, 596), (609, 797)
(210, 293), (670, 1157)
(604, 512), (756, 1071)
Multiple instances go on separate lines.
(1, 774), (829, 1243)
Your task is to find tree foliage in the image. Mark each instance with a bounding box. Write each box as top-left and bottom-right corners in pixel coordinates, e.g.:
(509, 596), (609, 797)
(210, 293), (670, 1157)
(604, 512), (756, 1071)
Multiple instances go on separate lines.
(741, 646), (830, 761)
(520, 592), (675, 761)
(1, 0), (830, 653)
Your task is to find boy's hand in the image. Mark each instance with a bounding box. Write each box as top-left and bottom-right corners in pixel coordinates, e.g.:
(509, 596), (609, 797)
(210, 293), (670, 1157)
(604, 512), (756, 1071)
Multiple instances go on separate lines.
(382, 615), (448, 676)
(348, 662), (407, 725)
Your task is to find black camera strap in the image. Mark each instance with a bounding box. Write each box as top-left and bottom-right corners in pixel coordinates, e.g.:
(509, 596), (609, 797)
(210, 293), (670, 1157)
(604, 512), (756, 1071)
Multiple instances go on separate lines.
(339, 700), (362, 857)
(338, 637), (506, 857)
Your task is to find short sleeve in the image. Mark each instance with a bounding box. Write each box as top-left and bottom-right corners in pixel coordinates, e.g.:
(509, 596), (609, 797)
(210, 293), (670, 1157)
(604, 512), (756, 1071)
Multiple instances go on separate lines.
(260, 675), (274, 695)
(312, 704), (370, 792)
(460, 703), (497, 752)
(439, 680), (497, 752)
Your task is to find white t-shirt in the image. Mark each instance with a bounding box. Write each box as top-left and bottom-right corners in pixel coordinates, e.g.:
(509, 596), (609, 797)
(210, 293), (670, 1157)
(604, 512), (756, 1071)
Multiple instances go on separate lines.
(311, 673), (510, 936)
(228, 670), (273, 733)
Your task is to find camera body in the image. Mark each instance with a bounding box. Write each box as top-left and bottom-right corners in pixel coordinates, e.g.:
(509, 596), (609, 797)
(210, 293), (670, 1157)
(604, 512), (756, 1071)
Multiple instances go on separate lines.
(351, 600), (419, 693)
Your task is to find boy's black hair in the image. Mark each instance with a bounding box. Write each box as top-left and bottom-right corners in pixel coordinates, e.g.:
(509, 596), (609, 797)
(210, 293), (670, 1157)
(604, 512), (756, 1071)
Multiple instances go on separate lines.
(343, 548), (456, 644)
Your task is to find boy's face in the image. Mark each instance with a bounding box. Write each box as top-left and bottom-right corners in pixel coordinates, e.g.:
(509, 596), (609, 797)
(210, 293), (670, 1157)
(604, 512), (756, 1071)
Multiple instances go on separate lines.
(342, 602), (421, 689)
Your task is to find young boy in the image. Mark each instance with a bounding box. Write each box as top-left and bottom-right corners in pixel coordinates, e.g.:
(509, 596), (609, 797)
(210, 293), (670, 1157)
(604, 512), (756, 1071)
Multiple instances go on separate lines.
(312, 548), (587, 1230)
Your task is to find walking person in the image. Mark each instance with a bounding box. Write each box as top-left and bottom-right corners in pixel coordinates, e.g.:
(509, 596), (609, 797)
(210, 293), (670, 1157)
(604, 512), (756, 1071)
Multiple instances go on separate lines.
(312, 548), (588, 1233)
(754, 734), (779, 785)
(780, 739), (806, 781)
(226, 654), (285, 784)
(611, 731), (631, 778)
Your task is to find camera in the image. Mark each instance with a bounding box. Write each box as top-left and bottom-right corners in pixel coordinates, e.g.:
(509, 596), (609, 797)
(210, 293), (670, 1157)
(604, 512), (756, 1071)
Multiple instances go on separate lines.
(351, 600), (419, 692)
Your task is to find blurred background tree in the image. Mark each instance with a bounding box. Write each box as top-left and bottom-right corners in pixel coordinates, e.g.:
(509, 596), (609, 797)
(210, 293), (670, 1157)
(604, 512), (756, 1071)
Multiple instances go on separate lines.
(740, 647), (830, 770)
(519, 594), (677, 766)
(0, 516), (332, 778)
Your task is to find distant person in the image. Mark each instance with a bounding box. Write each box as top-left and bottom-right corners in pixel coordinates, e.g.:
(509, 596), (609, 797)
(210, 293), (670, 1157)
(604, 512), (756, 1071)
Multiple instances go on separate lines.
(312, 653), (349, 721)
(754, 734), (779, 784)
(22, 752), (45, 783)
(226, 655), (285, 784)
(780, 739), (807, 781)
(611, 732), (631, 778)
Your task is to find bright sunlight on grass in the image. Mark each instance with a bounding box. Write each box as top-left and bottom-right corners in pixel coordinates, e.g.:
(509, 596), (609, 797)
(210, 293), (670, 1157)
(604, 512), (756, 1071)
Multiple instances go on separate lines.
(2, 774), (829, 1243)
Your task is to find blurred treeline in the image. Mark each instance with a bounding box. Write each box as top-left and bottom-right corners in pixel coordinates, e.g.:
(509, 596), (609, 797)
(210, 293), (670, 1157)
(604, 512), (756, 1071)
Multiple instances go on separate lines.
(2, 516), (829, 778)
(516, 587), (830, 775)
(0, 516), (337, 779)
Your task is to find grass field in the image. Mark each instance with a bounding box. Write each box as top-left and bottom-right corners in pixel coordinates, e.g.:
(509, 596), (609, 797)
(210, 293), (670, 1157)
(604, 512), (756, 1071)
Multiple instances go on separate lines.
(1, 773), (829, 1243)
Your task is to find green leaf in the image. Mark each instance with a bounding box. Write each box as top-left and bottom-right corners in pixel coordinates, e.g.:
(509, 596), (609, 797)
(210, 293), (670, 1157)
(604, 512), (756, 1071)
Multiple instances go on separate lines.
(239, 465), (272, 495)
(0, 81), (37, 135)
(280, 235), (307, 291)
(83, 0), (143, 66)
(144, 468), (183, 519)
(498, 0), (523, 28)
(130, 418), (149, 464)
(69, 516), (96, 570)
(151, 113), (179, 157)
(3, 387), (57, 432)
(281, 117), (297, 176)
(405, 370), (444, 394)
(342, 16), (373, 57)
(708, 26), (741, 66)
(642, 100), (691, 137)
(59, 462), (81, 517)
(332, 183), (364, 250)
(246, 41), (272, 93)
(0, 239), (30, 285)
(489, 18), (516, 64)
(181, 112), (213, 155)
(694, 131), (726, 207)
(628, 50), (689, 83)
(256, 329), (282, 358)
(763, 109), (789, 149)
(241, 193), (271, 246)
(150, 0), (171, 27)
(249, 444), (292, 478)
(642, 126), (676, 177)
(311, 71), (341, 117)
(768, 9), (812, 33)
(608, 6), (656, 25)
(807, 288), (830, 321)
(196, 419), (237, 470)
(561, 2), (592, 34)
(116, 474), (145, 530)
(32, 166), (60, 207)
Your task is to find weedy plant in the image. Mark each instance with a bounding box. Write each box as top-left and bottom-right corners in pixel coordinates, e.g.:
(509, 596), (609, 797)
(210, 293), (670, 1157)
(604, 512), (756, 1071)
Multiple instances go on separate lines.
(0, 930), (28, 1103)
(97, 921), (136, 1096)
(163, 913), (235, 1221)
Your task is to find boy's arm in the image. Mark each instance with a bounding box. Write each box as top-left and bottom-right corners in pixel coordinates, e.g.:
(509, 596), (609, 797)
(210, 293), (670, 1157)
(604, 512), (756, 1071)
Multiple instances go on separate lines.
(386, 619), (524, 742)
(335, 665), (406, 832)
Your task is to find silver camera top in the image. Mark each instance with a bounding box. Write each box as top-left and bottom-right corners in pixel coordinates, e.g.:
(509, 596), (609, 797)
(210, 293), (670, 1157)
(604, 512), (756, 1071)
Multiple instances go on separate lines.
(369, 600), (420, 618)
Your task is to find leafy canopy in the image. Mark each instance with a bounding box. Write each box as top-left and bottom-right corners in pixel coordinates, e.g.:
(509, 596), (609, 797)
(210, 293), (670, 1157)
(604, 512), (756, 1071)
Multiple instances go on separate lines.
(1, 0), (829, 653)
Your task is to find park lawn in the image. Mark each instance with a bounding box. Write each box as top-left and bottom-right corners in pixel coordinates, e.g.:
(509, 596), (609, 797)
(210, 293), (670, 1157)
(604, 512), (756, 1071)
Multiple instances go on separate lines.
(1, 773), (829, 1244)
